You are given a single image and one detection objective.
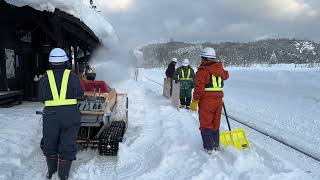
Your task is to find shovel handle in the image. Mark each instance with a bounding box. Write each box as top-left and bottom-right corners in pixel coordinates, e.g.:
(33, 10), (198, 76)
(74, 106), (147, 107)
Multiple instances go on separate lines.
(222, 102), (232, 131)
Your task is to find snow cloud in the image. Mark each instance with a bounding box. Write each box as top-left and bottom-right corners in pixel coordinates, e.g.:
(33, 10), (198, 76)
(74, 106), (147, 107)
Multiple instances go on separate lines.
(220, 0), (317, 21)
(96, 0), (320, 48)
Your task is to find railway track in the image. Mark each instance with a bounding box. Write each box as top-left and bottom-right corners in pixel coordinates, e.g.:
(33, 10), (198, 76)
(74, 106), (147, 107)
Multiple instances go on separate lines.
(222, 113), (320, 162)
(144, 76), (320, 163)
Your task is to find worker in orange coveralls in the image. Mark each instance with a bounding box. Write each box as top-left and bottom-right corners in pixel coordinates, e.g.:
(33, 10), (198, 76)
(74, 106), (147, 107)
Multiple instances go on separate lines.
(190, 47), (229, 153)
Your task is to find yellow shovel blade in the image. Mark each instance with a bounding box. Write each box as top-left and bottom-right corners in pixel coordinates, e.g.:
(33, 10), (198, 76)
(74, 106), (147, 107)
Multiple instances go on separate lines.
(220, 129), (250, 151)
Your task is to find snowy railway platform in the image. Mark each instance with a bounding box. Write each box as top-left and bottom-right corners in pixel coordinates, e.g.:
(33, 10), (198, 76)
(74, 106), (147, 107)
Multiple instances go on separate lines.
(1, 67), (320, 180)
(1, 0), (319, 179)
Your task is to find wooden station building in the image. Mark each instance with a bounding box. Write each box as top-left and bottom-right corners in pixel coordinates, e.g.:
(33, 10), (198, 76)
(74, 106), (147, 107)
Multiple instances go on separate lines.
(0, 0), (101, 105)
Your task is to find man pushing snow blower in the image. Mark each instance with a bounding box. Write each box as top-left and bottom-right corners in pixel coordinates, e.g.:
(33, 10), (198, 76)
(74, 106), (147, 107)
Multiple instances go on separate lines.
(190, 47), (229, 153)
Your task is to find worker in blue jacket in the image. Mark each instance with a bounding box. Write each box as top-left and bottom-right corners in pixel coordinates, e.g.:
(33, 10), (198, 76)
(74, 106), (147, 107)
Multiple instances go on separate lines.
(38, 48), (83, 180)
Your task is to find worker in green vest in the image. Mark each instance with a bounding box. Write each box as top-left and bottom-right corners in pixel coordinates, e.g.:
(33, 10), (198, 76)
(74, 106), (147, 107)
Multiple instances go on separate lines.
(38, 48), (83, 180)
(173, 59), (195, 109)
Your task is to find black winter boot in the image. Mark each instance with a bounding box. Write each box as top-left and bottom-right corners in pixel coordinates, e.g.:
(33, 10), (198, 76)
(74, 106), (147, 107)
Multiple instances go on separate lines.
(200, 128), (214, 151)
(58, 159), (72, 180)
(180, 98), (186, 106)
(185, 97), (192, 108)
(212, 129), (220, 150)
(46, 155), (58, 179)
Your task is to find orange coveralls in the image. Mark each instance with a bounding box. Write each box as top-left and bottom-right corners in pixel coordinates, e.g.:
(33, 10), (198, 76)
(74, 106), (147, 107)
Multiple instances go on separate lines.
(193, 61), (229, 131)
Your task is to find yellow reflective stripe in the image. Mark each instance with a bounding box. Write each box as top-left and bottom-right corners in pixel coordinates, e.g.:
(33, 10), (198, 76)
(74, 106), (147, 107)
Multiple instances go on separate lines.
(181, 69), (184, 78)
(205, 75), (223, 91)
(212, 75), (218, 88)
(47, 70), (60, 101)
(179, 68), (192, 80)
(45, 69), (77, 106)
(60, 69), (71, 100)
(180, 77), (192, 80)
(205, 87), (223, 91)
(44, 99), (77, 106)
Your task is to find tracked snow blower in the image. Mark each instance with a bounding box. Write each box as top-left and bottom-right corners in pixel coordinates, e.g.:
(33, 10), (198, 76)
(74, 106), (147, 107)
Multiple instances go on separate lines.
(77, 78), (128, 156)
(38, 78), (128, 156)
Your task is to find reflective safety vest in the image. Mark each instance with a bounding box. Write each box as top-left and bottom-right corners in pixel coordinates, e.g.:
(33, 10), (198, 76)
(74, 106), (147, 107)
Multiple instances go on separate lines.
(179, 68), (192, 80)
(44, 69), (77, 107)
(205, 74), (223, 91)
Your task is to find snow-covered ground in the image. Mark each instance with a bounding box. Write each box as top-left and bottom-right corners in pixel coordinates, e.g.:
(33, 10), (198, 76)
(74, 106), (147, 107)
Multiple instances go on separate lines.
(1, 66), (319, 180)
(142, 65), (320, 160)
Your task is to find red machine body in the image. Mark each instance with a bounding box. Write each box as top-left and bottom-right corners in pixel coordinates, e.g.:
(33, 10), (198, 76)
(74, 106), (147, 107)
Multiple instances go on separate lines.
(80, 79), (112, 93)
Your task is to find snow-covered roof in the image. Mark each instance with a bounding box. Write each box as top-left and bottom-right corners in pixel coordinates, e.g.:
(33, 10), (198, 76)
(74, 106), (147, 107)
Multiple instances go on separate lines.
(5, 0), (118, 47)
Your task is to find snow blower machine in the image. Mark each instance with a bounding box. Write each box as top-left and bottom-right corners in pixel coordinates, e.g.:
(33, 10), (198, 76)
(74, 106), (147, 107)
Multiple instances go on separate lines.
(76, 78), (128, 156)
(38, 78), (128, 156)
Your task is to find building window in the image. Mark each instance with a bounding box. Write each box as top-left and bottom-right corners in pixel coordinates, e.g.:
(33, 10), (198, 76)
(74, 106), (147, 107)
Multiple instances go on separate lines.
(5, 48), (15, 79)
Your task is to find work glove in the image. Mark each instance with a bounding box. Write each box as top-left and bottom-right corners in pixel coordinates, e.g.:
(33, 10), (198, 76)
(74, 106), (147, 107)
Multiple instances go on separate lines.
(190, 99), (198, 111)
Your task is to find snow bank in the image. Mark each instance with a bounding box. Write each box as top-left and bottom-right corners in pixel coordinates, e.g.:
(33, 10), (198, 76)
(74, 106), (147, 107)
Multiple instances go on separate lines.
(0, 103), (43, 180)
(5, 0), (118, 47)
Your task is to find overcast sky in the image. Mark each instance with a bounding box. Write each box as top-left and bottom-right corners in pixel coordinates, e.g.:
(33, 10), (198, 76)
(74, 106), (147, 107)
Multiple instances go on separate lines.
(96, 0), (320, 48)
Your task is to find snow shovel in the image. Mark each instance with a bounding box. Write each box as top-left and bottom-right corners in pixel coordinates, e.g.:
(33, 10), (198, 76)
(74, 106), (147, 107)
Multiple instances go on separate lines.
(220, 102), (250, 151)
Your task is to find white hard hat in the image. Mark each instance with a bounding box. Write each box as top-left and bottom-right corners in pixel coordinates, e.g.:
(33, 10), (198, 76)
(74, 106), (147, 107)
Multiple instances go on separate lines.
(182, 59), (189, 66)
(200, 47), (216, 59)
(172, 57), (177, 63)
(49, 48), (68, 63)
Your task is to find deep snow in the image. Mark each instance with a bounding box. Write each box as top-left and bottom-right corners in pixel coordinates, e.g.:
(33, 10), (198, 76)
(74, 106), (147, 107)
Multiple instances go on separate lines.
(0, 66), (319, 180)
(141, 65), (320, 160)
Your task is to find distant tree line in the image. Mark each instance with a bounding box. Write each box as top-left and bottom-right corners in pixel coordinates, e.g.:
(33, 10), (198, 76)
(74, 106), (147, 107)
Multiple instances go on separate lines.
(137, 38), (320, 68)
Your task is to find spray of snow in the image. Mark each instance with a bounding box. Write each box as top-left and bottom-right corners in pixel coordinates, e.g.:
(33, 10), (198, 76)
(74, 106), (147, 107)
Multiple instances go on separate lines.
(89, 46), (136, 84)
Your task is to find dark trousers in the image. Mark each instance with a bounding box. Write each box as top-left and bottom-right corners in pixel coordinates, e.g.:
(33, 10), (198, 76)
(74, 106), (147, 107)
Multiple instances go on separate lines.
(170, 79), (173, 96)
(42, 106), (80, 161)
(180, 97), (191, 106)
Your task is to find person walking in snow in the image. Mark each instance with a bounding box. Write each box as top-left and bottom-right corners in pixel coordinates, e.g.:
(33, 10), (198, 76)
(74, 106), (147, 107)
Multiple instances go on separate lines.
(165, 57), (178, 96)
(38, 48), (83, 179)
(190, 47), (229, 153)
(173, 58), (195, 109)
(165, 57), (177, 78)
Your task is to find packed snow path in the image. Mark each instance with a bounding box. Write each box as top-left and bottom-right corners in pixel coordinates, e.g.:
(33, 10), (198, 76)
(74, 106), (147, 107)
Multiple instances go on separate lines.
(0, 68), (319, 180)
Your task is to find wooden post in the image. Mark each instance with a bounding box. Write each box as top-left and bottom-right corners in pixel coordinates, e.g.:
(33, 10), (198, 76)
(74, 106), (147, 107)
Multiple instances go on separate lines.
(171, 81), (180, 109)
(73, 44), (78, 73)
(134, 67), (139, 81)
(163, 78), (172, 98)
